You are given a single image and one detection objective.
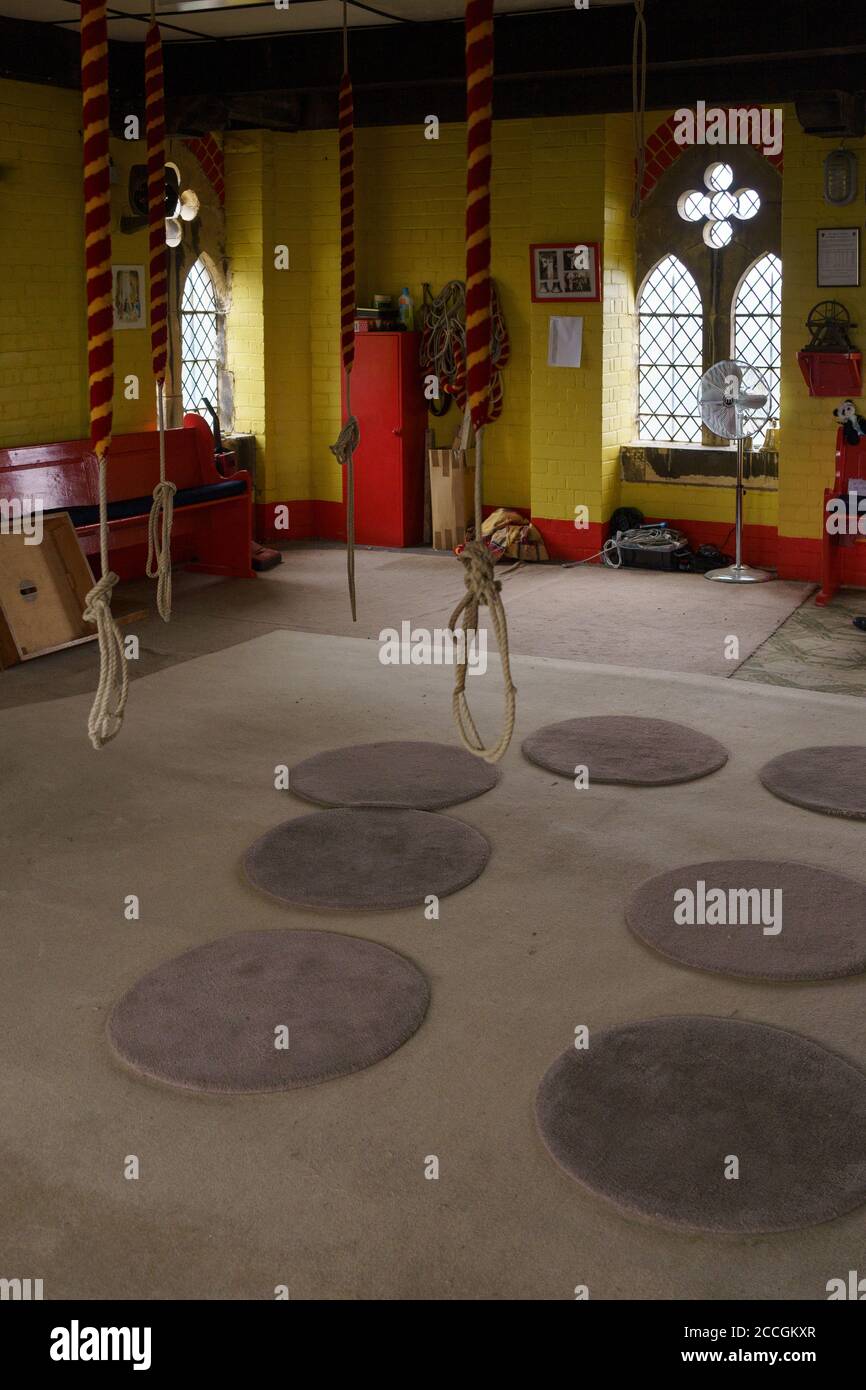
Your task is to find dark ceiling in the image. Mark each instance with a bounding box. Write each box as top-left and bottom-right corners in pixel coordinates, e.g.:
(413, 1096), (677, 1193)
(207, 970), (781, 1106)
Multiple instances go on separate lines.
(1, 0), (864, 134)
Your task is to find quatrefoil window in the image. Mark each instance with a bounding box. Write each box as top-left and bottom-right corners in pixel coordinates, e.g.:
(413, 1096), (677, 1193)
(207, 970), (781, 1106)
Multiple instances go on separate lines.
(677, 162), (760, 249)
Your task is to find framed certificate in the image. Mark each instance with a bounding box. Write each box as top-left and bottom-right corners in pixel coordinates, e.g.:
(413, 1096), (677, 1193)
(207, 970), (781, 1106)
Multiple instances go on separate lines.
(817, 228), (860, 288)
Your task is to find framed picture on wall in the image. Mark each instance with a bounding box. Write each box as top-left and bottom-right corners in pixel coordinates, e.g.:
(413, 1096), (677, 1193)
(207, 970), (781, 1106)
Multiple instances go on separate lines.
(112, 265), (146, 330)
(817, 228), (860, 287)
(529, 242), (601, 303)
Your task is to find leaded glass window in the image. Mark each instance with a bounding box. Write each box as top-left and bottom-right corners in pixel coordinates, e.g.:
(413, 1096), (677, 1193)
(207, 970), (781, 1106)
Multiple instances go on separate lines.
(637, 255), (703, 443)
(181, 257), (221, 414)
(732, 253), (782, 449)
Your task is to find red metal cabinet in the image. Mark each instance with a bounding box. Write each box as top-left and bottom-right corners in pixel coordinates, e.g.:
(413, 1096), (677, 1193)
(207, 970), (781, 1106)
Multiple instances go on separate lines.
(341, 331), (426, 547)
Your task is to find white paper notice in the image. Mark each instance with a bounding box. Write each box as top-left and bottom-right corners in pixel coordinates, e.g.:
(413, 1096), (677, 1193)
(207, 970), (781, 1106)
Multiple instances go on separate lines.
(818, 228), (860, 287)
(548, 315), (583, 367)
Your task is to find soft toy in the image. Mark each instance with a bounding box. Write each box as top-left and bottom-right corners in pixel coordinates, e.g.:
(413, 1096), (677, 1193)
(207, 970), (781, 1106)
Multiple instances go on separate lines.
(833, 398), (866, 446)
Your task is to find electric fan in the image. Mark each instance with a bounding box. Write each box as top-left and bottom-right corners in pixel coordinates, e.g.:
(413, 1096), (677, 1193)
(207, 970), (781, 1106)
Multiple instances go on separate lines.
(697, 360), (773, 583)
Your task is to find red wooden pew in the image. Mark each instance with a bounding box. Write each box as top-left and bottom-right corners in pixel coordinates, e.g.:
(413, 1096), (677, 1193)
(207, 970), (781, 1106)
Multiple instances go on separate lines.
(0, 413), (254, 583)
(817, 425), (866, 606)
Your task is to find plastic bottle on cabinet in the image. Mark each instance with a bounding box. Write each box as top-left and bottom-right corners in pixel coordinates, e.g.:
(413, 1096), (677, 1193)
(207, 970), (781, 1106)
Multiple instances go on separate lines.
(398, 287), (414, 330)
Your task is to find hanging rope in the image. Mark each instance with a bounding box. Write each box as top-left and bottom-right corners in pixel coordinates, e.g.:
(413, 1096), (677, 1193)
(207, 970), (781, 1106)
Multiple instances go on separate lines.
(420, 279), (465, 414)
(449, 431), (516, 764)
(488, 280), (509, 422)
(81, 0), (127, 749)
(144, 11), (176, 621)
(420, 277), (509, 420)
(450, 0), (516, 765)
(630, 0), (648, 218)
(329, 3), (359, 621)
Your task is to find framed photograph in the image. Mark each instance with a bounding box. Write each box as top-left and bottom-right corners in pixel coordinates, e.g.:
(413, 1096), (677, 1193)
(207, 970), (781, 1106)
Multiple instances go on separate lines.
(817, 228), (860, 288)
(529, 242), (601, 303)
(112, 265), (146, 330)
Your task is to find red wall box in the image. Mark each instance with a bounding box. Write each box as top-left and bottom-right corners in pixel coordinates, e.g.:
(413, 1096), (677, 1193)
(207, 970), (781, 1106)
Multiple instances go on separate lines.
(341, 331), (427, 547)
(797, 351), (862, 398)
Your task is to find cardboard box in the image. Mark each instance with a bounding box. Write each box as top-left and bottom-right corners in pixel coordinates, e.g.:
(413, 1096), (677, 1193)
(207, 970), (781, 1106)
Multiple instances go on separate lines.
(429, 448), (476, 552)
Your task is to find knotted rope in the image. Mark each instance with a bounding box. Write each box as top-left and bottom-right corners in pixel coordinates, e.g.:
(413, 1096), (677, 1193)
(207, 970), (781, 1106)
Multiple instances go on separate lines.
(630, 0), (648, 218)
(329, 410), (360, 467)
(331, 5), (359, 621)
(144, 11), (175, 621)
(83, 458), (129, 749)
(448, 433), (516, 765)
(450, 0), (515, 764)
(81, 0), (127, 748)
(146, 389), (176, 620)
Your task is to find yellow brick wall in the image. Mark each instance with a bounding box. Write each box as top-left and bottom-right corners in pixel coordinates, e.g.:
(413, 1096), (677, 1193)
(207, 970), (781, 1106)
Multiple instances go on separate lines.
(307, 130), (343, 505)
(226, 114), (623, 520)
(7, 78), (832, 549)
(602, 112), (637, 519)
(526, 116), (605, 523)
(778, 104), (866, 540)
(266, 133), (313, 504)
(0, 80), (87, 445)
(0, 79), (159, 447)
(352, 118), (532, 510)
(224, 132), (270, 491)
(621, 480), (779, 529)
(109, 136), (156, 436)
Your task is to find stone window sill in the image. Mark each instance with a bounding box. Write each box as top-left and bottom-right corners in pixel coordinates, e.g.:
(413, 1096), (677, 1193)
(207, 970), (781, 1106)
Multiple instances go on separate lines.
(621, 442), (778, 491)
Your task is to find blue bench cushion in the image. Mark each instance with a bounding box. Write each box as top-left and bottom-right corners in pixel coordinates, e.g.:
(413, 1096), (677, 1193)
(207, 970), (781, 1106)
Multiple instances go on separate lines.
(48, 478), (246, 528)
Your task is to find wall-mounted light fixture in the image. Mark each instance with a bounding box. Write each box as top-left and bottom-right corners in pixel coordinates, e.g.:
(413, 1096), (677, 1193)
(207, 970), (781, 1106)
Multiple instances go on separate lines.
(823, 147), (857, 205)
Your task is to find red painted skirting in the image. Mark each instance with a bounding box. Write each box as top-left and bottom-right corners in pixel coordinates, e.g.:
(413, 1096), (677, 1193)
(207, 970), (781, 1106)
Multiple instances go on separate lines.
(255, 499), (346, 543)
(532, 518), (607, 561)
(254, 500), (847, 589)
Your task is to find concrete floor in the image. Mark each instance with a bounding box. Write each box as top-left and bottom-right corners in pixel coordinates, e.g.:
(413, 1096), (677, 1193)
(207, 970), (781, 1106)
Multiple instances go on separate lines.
(0, 545), (815, 712)
(3, 584), (866, 1299)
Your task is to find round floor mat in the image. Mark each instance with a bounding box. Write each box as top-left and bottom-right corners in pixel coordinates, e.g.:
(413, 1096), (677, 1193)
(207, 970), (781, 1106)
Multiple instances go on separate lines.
(522, 715), (728, 786)
(760, 745), (866, 819)
(107, 929), (430, 1093)
(243, 807), (490, 910)
(289, 740), (500, 810)
(626, 859), (866, 981)
(535, 1016), (866, 1233)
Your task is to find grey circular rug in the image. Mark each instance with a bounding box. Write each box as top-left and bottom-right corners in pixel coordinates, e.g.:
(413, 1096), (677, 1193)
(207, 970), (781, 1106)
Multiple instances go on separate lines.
(760, 745), (866, 819)
(522, 715), (728, 786)
(626, 859), (866, 981)
(535, 1016), (866, 1232)
(243, 807), (490, 910)
(290, 740), (500, 810)
(107, 929), (430, 1093)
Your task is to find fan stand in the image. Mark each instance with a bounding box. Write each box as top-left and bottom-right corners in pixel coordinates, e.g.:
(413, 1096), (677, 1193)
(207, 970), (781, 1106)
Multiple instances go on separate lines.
(705, 435), (772, 584)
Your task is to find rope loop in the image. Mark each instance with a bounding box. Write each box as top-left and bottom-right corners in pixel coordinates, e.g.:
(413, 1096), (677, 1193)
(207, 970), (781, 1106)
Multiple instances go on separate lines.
(83, 568), (129, 749)
(146, 477), (177, 622)
(329, 414), (360, 467)
(448, 539), (517, 765)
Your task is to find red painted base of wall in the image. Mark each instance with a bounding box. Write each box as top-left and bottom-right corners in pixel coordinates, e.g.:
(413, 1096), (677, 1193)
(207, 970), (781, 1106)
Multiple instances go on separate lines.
(775, 535), (821, 583)
(663, 518), (779, 570)
(255, 500), (861, 591)
(531, 518), (607, 562)
(256, 500), (346, 543)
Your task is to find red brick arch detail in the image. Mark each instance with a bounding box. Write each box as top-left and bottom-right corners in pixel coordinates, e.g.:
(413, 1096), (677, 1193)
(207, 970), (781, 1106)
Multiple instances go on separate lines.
(640, 107), (783, 203)
(182, 133), (225, 206)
